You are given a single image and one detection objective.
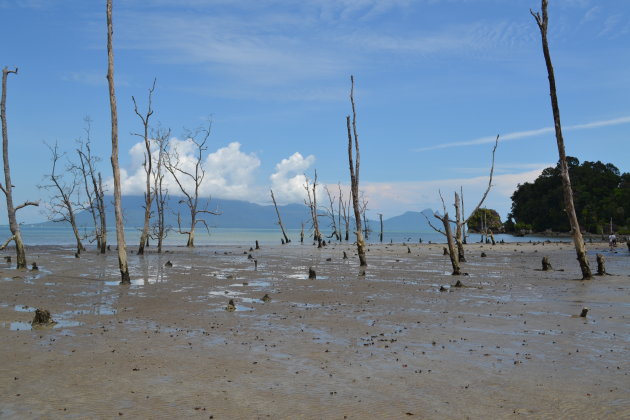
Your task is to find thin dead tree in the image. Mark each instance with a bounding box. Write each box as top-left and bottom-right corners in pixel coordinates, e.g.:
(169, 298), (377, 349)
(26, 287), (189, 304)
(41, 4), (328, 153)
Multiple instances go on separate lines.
(531, 0), (591, 279)
(106, 0), (130, 283)
(40, 142), (85, 254)
(270, 188), (290, 243)
(76, 120), (107, 254)
(150, 127), (170, 253)
(338, 183), (350, 241)
(132, 79), (156, 255)
(303, 171), (322, 246)
(378, 213), (383, 243)
(454, 136), (498, 261)
(324, 185), (340, 240)
(426, 192), (461, 275)
(346, 75), (367, 267)
(425, 136), (498, 270)
(0, 66), (38, 268)
(360, 194), (370, 240)
(164, 123), (220, 247)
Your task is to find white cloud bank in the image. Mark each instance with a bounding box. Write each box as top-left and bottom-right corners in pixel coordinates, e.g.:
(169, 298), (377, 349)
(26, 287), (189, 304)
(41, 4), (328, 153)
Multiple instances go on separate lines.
(116, 137), (545, 221)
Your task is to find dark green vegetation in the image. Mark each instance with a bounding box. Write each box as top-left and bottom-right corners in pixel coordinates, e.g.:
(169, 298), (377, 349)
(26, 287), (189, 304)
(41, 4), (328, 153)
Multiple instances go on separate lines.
(467, 208), (502, 233)
(508, 157), (630, 234)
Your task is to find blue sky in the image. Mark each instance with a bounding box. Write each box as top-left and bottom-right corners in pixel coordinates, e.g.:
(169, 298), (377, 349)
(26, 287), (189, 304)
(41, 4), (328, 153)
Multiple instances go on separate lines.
(1, 0), (629, 224)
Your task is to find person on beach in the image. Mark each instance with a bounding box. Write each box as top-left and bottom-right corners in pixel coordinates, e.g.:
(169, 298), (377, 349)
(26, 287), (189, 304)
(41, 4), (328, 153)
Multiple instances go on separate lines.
(608, 233), (617, 250)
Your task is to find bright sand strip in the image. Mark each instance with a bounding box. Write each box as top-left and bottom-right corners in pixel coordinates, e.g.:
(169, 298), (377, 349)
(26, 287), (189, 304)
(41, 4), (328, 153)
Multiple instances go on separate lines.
(0, 241), (628, 419)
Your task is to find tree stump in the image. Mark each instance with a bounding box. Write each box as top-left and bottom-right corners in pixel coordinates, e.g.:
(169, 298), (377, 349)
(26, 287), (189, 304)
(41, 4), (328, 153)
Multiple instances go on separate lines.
(627, 241), (630, 252)
(481, 252), (487, 257)
(164, 260), (173, 267)
(579, 307), (589, 317)
(281, 238), (285, 245)
(255, 240), (260, 250)
(542, 257), (552, 271)
(261, 294), (271, 303)
(31, 309), (56, 327)
(443, 247), (449, 256)
(308, 267), (316, 280)
(407, 247), (411, 254)
(4, 256), (11, 263)
(596, 254), (606, 276)
(31, 262), (39, 271)
(226, 299), (236, 312)
(453, 280), (464, 288)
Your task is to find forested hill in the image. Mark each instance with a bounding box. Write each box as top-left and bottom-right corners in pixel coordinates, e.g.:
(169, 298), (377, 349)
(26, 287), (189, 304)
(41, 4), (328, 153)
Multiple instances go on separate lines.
(509, 158), (630, 233)
(37, 196), (435, 232)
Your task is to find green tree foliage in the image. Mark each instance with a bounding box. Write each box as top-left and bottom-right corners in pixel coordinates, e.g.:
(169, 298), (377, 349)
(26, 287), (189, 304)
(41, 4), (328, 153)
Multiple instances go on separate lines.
(509, 157), (629, 233)
(467, 208), (502, 232)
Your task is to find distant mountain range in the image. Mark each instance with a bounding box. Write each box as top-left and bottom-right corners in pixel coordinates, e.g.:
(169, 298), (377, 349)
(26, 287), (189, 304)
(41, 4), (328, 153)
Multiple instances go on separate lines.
(37, 195), (436, 233)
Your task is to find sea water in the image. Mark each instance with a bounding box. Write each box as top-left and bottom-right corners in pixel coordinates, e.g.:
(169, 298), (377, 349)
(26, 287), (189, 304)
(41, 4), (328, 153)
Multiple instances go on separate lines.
(1, 225), (568, 247)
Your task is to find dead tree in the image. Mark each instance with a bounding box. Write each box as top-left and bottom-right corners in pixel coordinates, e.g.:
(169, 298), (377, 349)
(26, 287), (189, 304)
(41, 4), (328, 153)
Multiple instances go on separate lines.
(150, 127), (170, 253)
(164, 122), (220, 247)
(454, 136), (498, 261)
(40, 142), (85, 254)
(270, 188), (290, 243)
(426, 192), (461, 275)
(360, 194), (370, 240)
(378, 213), (383, 243)
(107, 0), (130, 283)
(346, 75), (367, 267)
(338, 183), (350, 241)
(0, 67), (39, 268)
(303, 171), (322, 245)
(132, 79), (156, 255)
(76, 118), (107, 253)
(531, 0), (592, 279)
(324, 185), (340, 240)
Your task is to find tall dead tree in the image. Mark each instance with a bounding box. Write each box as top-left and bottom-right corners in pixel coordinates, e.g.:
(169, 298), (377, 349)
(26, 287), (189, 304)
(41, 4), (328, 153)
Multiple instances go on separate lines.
(378, 213), (383, 243)
(454, 136), (498, 261)
(0, 67), (38, 268)
(76, 119), (107, 253)
(270, 188), (290, 243)
(427, 192), (461, 275)
(338, 183), (350, 241)
(132, 79), (156, 255)
(150, 127), (170, 253)
(107, 0), (130, 283)
(346, 75), (367, 267)
(40, 142), (85, 254)
(324, 185), (340, 240)
(164, 123), (220, 247)
(360, 194), (370, 240)
(426, 136), (498, 271)
(303, 171), (322, 246)
(531, 0), (592, 279)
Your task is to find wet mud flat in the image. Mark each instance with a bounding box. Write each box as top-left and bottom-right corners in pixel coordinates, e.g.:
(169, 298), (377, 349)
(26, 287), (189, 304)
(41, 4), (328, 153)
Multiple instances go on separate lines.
(0, 242), (628, 419)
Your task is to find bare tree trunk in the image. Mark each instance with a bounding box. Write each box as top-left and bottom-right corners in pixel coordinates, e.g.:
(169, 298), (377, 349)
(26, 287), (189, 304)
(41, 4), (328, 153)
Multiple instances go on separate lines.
(97, 173), (107, 253)
(378, 213), (383, 243)
(304, 172), (321, 245)
(134, 80), (156, 255)
(1, 67), (38, 269)
(107, 0), (130, 284)
(454, 192), (466, 262)
(346, 75), (367, 267)
(324, 185), (340, 240)
(441, 211), (460, 275)
(338, 183), (350, 241)
(151, 127), (170, 253)
(271, 189), (290, 243)
(532, 0), (591, 279)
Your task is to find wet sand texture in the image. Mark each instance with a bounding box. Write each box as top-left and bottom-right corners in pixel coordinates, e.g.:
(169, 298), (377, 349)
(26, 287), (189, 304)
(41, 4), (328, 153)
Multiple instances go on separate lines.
(0, 242), (628, 419)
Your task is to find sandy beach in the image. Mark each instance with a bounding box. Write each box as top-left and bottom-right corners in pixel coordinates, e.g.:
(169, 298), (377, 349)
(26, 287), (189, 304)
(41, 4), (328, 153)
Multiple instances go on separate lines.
(0, 241), (628, 419)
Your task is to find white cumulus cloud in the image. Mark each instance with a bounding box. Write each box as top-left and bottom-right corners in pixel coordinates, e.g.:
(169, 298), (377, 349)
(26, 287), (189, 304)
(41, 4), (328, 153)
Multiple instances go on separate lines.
(269, 152), (316, 203)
